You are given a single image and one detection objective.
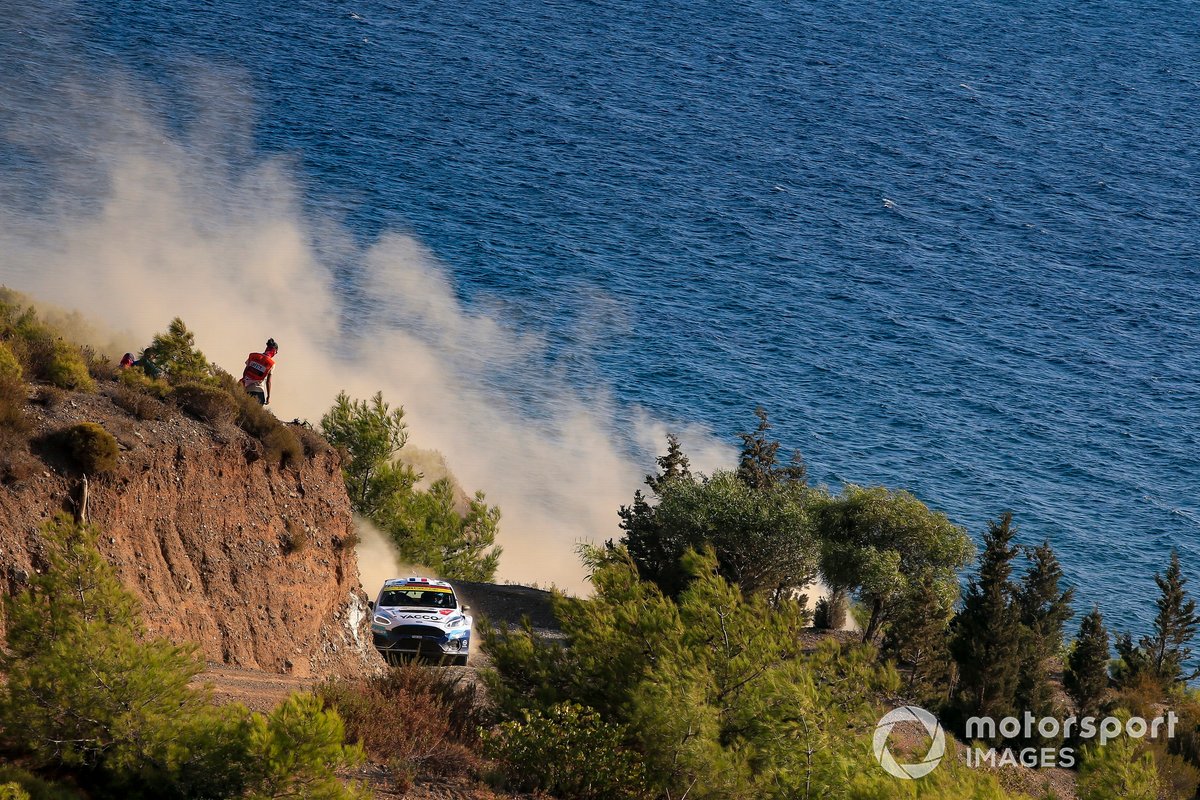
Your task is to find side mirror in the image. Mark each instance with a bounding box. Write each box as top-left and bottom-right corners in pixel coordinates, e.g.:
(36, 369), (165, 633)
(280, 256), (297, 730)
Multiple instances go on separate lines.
(367, 601), (375, 611)
(462, 605), (471, 612)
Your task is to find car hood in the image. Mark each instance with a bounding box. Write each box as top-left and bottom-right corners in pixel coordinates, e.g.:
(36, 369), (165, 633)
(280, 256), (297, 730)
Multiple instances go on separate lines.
(372, 606), (471, 631)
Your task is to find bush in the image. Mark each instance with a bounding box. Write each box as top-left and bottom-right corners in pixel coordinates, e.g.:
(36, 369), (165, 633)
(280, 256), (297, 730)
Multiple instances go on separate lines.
(111, 386), (166, 421)
(0, 517), (208, 775)
(146, 318), (213, 385)
(0, 341), (22, 381)
(1, 307), (55, 380)
(0, 783), (29, 800)
(0, 767), (80, 800)
(292, 423), (331, 457)
(0, 375), (30, 440)
(82, 347), (118, 383)
(281, 519), (310, 555)
(0, 516), (368, 800)
(484, 703), (649, 800)
(0, 451), (39, 485)
(814, 589), (849, 630)
(118, 367), (172, 400)
(55, 422), (119, 475)
(242, 693), (369, 800)
(45, 341), (94, 392)
(319, 663), (483, 780)
(264, 426), (303, 469)
(211, 374), (305, 467)
(172, 382), (237, 425)
(31, 386), (63, 409)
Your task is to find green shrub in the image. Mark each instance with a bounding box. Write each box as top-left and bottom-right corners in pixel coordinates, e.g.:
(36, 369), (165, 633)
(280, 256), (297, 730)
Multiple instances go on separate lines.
(0, 375), (30, 440)
(484, 703), (649, 800)
(112, 386), (166, 421)
(0, 765), (85, 800)
(45, 341), (94, 392)
(0, 783), (29, 800)
(56, 422), (119, 475)
(82, 346), (117, 383)
(0, 517), (208, 774)
(118, 367), (172, 399)
(2, 310), (55, 379)
(172, 382), (237, 425)
(0, 341), (22, 381)
(0, 516), (368, 800)
(146, 318), (213, 385)
(1077, 734), (1161, 799)
(814, 589), (849, 630)
(243, 693), (369, 800)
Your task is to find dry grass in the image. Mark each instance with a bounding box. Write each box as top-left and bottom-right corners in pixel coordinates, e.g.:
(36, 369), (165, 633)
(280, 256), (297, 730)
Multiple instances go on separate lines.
(31, 385), (65, 409)
(281, 519), (310, 555)
(263, 426), (303, 468)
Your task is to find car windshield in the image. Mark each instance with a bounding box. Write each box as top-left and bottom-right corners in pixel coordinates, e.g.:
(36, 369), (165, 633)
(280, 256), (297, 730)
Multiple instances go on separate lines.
(379, 588), (456, 609)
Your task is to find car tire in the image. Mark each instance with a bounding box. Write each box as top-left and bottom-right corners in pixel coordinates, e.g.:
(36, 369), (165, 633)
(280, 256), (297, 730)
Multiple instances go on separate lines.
(452, 654), (468, 667)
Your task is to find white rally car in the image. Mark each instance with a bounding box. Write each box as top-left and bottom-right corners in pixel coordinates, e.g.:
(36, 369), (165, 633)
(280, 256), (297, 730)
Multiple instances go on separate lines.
(369, 577), (472, 666)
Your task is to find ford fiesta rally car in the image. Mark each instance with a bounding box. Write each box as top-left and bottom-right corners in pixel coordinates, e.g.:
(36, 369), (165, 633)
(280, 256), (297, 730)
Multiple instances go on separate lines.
(369, 577), (472, 666)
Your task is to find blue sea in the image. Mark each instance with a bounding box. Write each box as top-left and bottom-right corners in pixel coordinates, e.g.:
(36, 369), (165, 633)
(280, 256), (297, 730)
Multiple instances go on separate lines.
(3, 0), (1198, 634)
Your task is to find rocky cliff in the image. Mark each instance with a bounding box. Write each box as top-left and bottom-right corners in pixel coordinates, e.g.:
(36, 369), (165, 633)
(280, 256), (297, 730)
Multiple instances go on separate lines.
(0, 388), (376, 677)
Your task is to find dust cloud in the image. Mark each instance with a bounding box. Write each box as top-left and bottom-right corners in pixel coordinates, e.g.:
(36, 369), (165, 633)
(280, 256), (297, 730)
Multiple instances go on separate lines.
(353, 516), (439, 596)
(0, 79), (734, 592)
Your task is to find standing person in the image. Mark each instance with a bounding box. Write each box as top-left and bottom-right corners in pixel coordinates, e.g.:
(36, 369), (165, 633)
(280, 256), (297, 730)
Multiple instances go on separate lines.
(241, 338), (278, 405)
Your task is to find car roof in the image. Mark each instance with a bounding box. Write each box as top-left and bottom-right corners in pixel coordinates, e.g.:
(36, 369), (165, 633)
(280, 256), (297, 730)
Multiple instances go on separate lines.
(380, 576), (454, 590)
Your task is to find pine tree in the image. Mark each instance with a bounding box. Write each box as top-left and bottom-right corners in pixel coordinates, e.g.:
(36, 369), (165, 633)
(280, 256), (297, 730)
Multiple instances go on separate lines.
(735, 408), (806, 490)
(1116, 550), (1200, 688)
(0, 516), (207, 770)
(882, 576), (956, 701)
(147, 317), (212, 384)
(646, 433), (691, 493)
(392, 479), (502, 581)
(320, 391), (414, 518)
(1065, 607), (1111, 715)
(1077, 735), (1161, 800)
(620, 434), (696, 592)
(1015, 541), (1075, 734)
(1147, 550), (1200, 683)
(950, 513), (1023, 725)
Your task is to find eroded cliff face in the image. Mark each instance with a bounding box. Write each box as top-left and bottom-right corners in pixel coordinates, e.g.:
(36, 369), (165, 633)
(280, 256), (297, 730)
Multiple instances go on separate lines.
(0, 390), (376, 677)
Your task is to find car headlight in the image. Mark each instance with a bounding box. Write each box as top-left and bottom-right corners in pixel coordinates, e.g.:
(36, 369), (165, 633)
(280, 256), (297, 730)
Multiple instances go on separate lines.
(373, 615), (391, 626)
